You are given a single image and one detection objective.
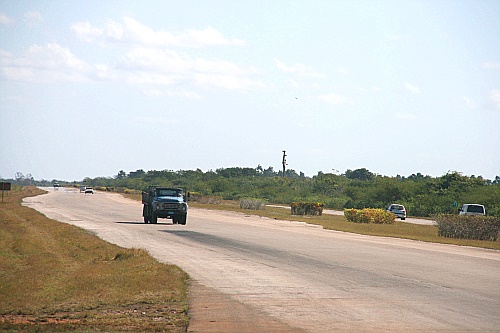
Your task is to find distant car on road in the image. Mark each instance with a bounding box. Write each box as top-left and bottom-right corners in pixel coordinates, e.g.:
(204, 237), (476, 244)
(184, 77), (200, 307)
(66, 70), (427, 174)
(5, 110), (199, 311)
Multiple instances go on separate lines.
(84, 187), (94, 194)
(387, 204), (406, 220)
(80, 186), (86, 193)
(53, 183), (60, 188)
(459, 204), (485, 216)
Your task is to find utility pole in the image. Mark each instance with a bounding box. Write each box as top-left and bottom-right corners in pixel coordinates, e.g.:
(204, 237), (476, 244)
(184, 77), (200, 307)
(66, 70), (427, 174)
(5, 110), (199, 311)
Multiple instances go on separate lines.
(282, 150), (287, 178)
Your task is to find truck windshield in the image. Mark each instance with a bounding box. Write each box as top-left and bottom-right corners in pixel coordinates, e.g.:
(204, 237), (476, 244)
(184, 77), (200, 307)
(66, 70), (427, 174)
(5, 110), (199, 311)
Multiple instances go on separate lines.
(157, 189), (182, 197)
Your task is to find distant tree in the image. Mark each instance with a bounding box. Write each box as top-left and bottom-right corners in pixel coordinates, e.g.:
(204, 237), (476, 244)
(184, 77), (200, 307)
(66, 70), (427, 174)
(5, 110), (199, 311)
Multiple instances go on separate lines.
(344, 168), (374, 181)
(216, 167), (258, 178)
(128, 169), (145, 178)
(115, 170), (126, 180)
(407, 173), (429, 181)
(263, 166), (276, 177)
(13, 172), (34, 185)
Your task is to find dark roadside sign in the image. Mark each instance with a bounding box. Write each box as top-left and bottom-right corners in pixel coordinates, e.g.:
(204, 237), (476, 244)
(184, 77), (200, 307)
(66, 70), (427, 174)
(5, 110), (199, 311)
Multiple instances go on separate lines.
(1, 182), (11, 202)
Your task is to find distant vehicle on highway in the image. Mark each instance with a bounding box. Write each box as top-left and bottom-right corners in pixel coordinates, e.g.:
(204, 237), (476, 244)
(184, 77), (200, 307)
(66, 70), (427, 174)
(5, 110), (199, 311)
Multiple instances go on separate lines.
(80, 186), (86, 193)
(53, 183), (60, 188)
(387, 204), (406, 220)
(84, 187), (94, 194)
(459, 204), (485, 216)
(142, 186), (188, 224)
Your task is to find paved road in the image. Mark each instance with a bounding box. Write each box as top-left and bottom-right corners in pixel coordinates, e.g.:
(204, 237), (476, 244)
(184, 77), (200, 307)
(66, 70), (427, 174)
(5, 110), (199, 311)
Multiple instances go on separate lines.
(24, 188), (500, 332)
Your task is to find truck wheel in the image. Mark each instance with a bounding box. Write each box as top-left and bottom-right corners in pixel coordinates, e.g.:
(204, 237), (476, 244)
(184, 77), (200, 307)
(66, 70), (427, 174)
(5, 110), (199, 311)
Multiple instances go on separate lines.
(144, 216), (149, 224)
(179, 215), (187, 225)
(172, 217), (178, 224)
(151, 213), (158, 224)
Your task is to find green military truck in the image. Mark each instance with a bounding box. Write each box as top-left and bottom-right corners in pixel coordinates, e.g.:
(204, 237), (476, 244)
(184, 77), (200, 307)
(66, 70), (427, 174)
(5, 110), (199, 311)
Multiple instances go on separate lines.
(142, 186), (188, 224)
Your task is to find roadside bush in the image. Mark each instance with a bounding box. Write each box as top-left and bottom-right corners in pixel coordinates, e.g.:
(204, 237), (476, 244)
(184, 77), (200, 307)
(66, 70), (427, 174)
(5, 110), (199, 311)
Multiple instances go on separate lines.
(344, 208), (357, 222)
(197, 195), (223, 204)
(239, 198), (267, 210)
(344, 208), (395, 224)
(291, 202), (324, 216)
(435, 214), (500, 241)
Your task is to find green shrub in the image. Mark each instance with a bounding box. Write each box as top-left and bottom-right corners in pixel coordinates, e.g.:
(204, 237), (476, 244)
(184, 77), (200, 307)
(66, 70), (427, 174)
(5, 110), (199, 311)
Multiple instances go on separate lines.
(291, 202), (324, 216)
(344, 208), (395, 224)
(435, 214), (500, 241)
(344, 208), (357, 222)
(240, 198), (266, 210)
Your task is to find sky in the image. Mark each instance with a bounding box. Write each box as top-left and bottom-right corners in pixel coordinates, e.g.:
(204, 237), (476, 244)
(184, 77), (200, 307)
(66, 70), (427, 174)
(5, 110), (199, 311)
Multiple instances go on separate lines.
(1, 0), (499, 181)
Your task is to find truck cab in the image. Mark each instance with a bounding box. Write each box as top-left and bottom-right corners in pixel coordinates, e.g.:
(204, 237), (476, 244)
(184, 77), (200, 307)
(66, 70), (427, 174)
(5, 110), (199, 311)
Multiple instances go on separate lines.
(142, 187), (188, 224)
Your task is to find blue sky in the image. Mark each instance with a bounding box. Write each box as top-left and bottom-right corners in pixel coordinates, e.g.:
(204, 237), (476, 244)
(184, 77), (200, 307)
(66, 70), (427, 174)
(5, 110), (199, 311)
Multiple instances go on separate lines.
(1, 0), (499, 181)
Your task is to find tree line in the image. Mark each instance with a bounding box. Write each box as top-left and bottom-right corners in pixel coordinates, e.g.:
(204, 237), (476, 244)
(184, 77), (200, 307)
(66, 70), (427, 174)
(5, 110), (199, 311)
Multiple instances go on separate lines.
(4, 168), (499, 217)
(90, 167), (500, 217)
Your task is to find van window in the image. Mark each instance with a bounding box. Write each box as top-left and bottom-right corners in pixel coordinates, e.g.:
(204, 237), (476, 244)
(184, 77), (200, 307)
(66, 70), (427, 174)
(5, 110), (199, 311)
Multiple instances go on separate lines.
(467, 205), (484, 214)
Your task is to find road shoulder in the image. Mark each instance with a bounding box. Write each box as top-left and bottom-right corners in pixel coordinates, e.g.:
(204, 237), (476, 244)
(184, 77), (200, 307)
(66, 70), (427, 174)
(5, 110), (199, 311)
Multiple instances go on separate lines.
(188, 280), (306, 333)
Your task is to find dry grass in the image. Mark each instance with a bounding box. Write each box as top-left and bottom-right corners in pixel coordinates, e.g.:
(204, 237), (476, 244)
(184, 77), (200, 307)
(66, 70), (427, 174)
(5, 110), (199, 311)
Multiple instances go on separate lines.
(0, 187), (189, 332)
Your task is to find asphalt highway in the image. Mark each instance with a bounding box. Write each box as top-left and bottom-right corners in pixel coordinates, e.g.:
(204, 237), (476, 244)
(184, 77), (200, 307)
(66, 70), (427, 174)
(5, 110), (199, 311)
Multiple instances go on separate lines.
(24, 188), (500, 332)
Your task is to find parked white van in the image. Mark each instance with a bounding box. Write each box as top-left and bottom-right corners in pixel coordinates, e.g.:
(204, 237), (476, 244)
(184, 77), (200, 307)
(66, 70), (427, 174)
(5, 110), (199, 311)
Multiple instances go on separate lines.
(459, 204), (485, 216)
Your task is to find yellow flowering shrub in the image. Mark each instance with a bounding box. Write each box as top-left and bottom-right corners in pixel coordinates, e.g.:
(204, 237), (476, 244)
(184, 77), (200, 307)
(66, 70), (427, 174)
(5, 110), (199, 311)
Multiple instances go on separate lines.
(344, 208), (395, 224)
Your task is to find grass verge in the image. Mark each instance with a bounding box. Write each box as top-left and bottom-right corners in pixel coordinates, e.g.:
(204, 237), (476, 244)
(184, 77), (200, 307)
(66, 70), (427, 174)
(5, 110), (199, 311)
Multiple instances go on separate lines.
(0, 186), (189, 332)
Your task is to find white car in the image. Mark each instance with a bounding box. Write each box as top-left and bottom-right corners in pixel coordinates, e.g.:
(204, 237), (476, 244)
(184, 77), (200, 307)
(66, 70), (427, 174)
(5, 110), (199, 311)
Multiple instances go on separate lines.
(84, 187), (94, 194)
(387, 204), (406, 220)
(459, 204), (485, 216)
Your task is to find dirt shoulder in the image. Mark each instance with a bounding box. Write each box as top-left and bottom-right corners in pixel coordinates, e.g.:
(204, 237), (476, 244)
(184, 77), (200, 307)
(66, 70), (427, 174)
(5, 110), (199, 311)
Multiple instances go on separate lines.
(188, 280), (306, 333)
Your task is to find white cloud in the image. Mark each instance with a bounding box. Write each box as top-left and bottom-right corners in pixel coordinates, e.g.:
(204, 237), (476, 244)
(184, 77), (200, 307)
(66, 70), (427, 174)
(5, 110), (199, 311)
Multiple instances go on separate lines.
(404, 82), (420, 94)
(72, 17), (245, 48)
(274, 59), (325, 78)
(463, 96), (478, 109)
(318, 93), (350, 106)
(0, 42), (263, 92)
(0, 43), (90, 83)
(71, 21), (106, 43)
(483, 62), (500, 70)
(142, 88), (162, 96)
(490, 89), (500, 109)
(23, 11), (43, 25)
(396, 113), (416, 120)
(194, 73), (265, 91)
(0, 12), (15, 25)
(120, 47), (264, 91)
(167, 90), (201, 100)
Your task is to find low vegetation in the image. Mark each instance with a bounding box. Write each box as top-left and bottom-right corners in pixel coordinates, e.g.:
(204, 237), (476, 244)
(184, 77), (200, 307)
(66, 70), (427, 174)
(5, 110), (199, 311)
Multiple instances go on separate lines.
(0, 186), (189, 332)
(435, 214), (500, 241)
(239, 198), (266, 210)
(344, 208), (395, 224)
(291, 202), (324, 216)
